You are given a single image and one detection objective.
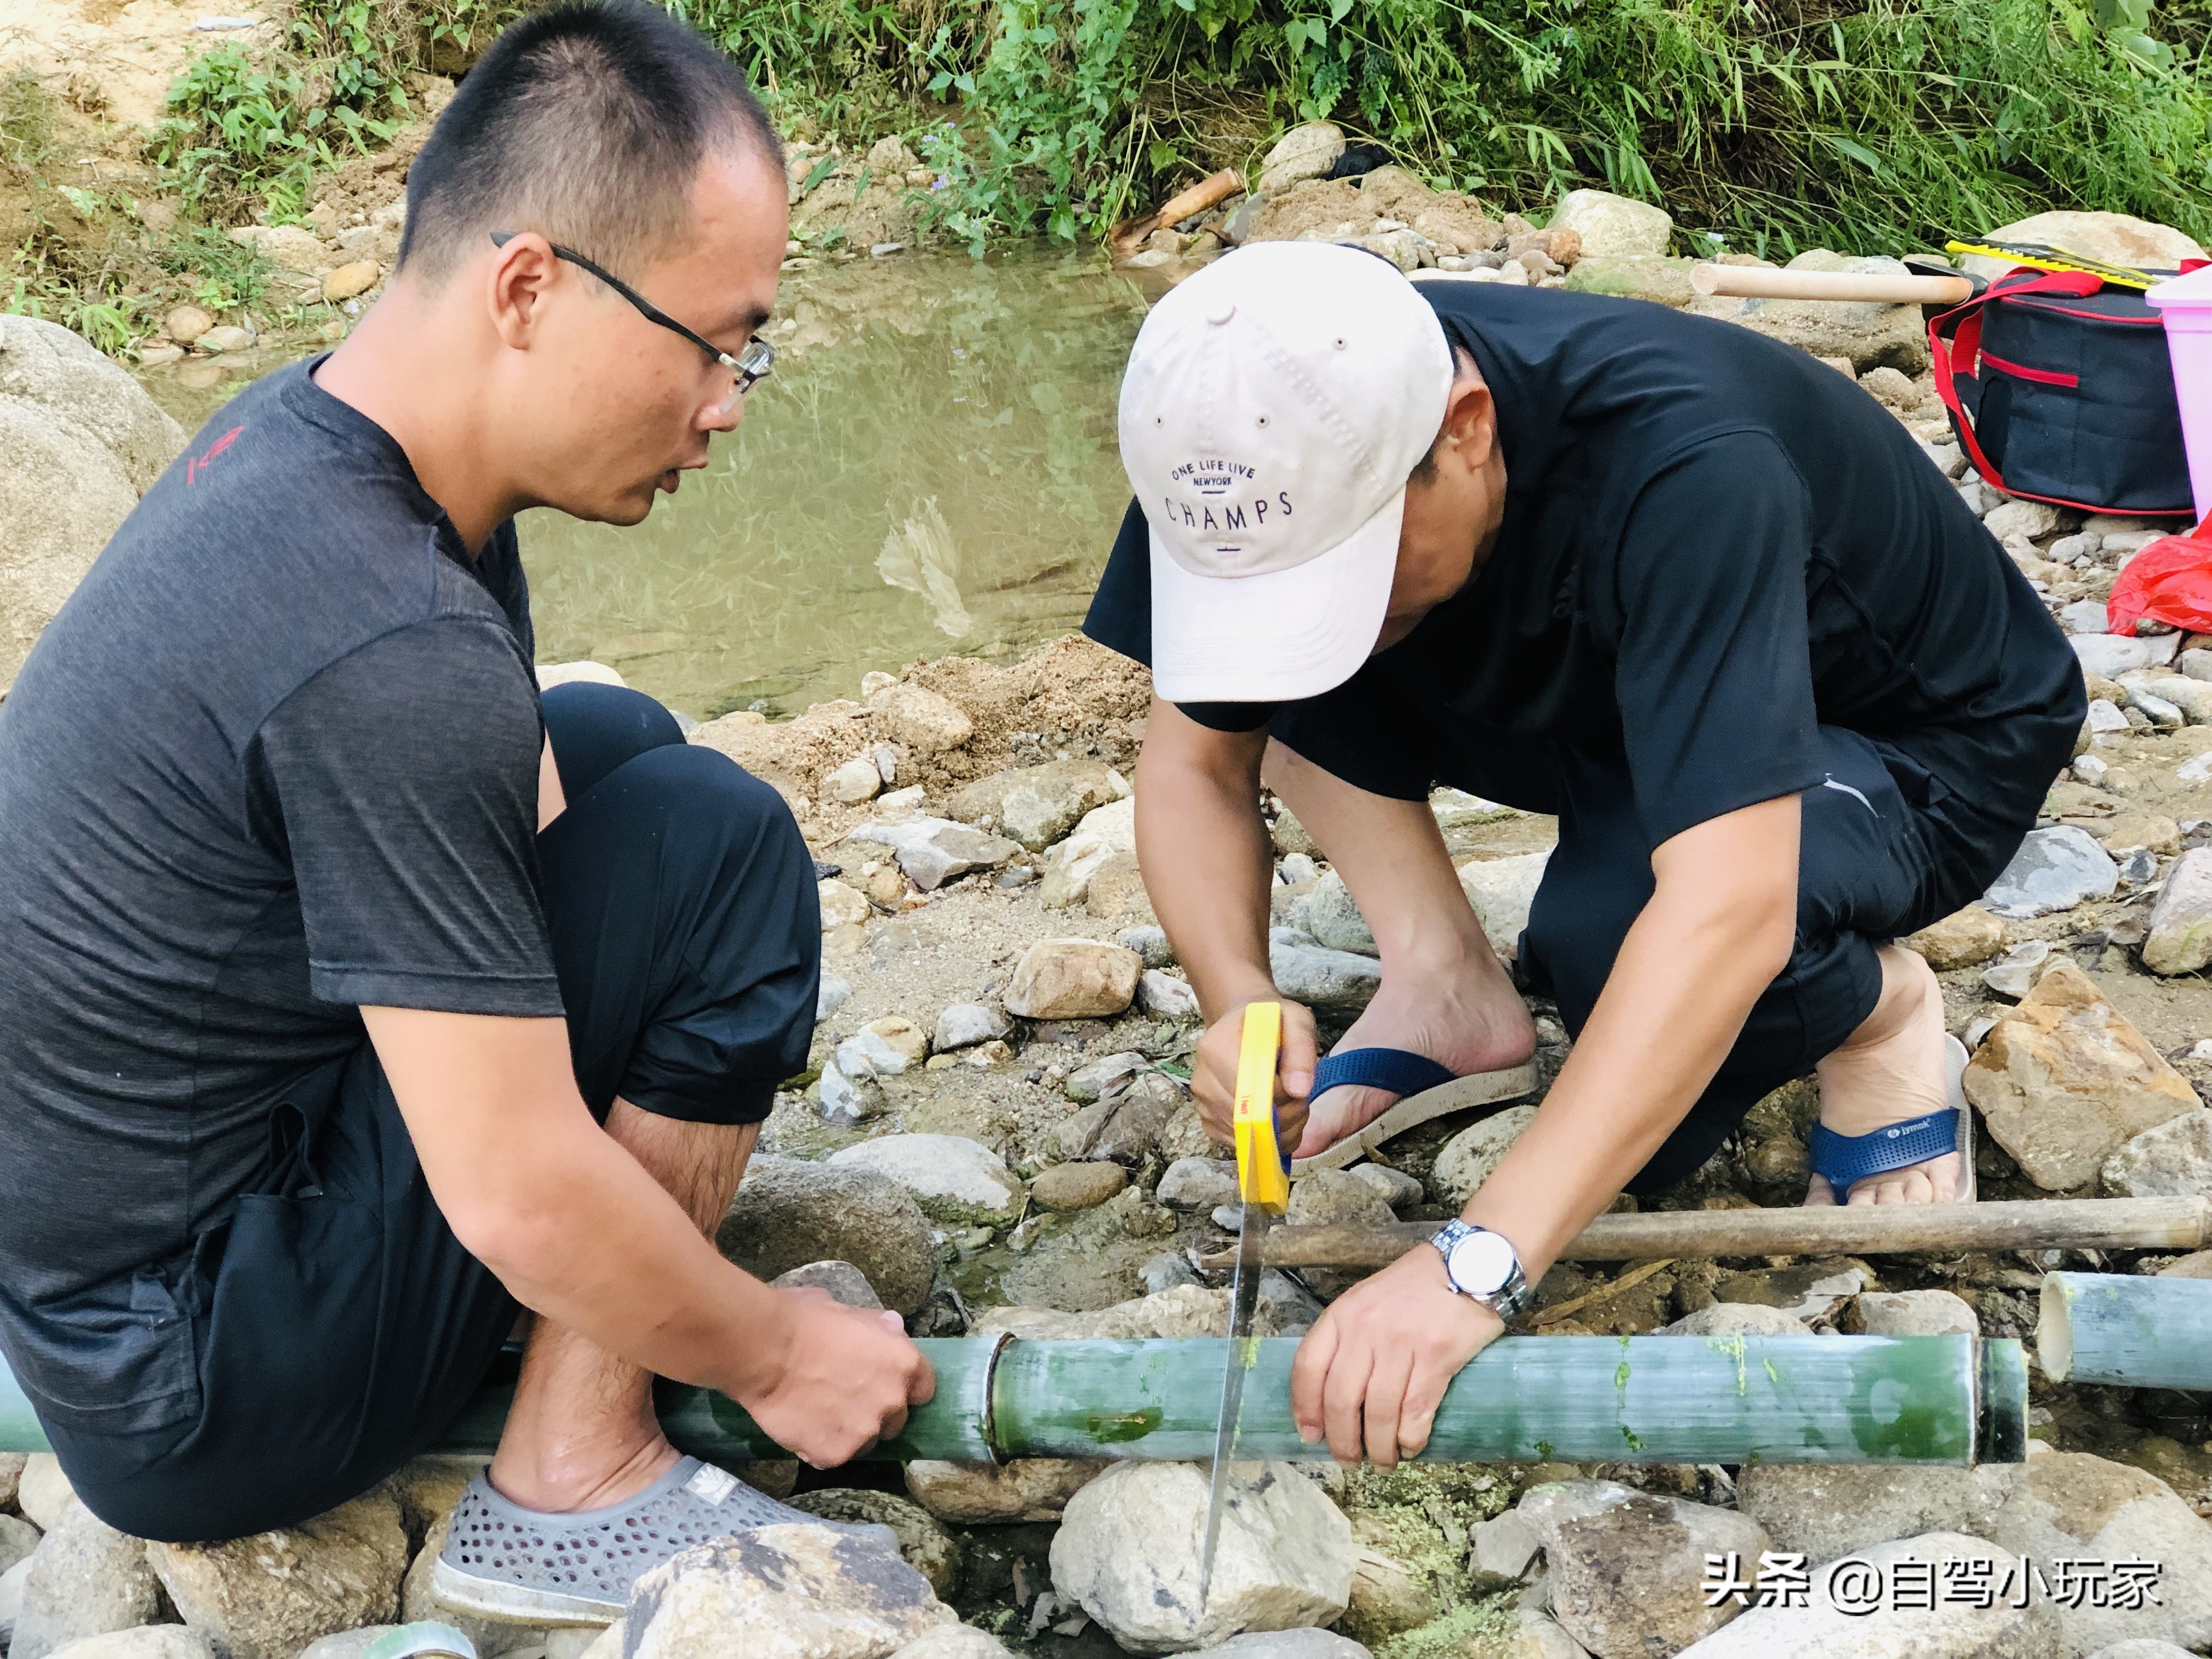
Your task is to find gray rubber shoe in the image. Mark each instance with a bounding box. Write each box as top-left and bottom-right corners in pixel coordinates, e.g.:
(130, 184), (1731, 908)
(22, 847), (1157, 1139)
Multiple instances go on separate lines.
(431, 1455), (883, 1625)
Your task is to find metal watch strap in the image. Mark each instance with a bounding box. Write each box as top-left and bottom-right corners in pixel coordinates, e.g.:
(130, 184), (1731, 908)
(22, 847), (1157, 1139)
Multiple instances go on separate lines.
(1432, 1220), (1535, 1322)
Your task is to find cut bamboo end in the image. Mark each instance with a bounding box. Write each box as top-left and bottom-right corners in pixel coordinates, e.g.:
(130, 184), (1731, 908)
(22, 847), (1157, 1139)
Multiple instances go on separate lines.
(2039, 1271), (2212, 1389)
(1690, 263), (1975, 304)
(1200, 1197), (2212, 1273)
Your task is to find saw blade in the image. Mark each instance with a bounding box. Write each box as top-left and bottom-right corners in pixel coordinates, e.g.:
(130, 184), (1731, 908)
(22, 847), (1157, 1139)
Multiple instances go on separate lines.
(1197, 1204), (1268, 1609)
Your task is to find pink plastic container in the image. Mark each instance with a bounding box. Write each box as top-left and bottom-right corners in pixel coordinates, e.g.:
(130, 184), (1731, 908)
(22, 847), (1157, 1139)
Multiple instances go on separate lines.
(2146, 263), (2212, 523)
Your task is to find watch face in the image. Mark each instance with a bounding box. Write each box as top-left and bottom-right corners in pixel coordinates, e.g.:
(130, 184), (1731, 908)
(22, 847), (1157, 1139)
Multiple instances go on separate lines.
(1448, 1229), (1516, 1297)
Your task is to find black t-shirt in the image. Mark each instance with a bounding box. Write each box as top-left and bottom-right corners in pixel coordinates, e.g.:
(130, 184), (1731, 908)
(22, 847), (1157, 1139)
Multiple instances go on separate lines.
(0, 358), (558, 1425)
(1085, 279), (2081, 854)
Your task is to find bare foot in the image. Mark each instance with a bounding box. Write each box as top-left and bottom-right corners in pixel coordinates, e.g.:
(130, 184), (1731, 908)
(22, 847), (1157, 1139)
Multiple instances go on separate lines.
(1805, 944), (1962, 1206)
(1296, 956), (1536, 1158)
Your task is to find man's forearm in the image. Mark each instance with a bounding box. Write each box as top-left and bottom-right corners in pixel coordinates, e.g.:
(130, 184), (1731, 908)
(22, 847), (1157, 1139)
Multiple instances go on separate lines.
(1133, 698), (1276, 1015)
(1460, 798), (1801, 1283)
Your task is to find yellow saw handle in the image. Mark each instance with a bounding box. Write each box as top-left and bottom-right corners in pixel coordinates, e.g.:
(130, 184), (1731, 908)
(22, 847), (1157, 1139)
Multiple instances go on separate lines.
(1232, 1001), (1290, 1213)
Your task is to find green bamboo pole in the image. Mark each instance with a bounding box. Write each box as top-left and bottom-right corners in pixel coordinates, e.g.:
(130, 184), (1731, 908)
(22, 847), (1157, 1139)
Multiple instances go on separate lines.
(1, 1334), (2026, 1466)
(2039, 1271), (2212, 1388)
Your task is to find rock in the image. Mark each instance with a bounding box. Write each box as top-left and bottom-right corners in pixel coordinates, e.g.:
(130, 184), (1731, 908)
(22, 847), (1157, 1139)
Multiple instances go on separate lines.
(853, 1015), (930, 1073)
(1663, 1302), (1810, 1336)
(718, 1154), (938, 1315)
(1303, 871), (1376, 953)
(1031, 1160), (1128, 1211)
(1562, 255), (1697, 306)
(1182, 1636), (1371, 1659)
(888, 1629), (1017, 1659)
(1855, 1289), (1979, 1335)
(870, 684), (973, 753)
(164, 305), (213, 343)
(147, 1488), (407, 1659)
(0, 1514), (38, 1576)
(1285, 1169), (1395, 1229)
(1981, 825), (2119, 918)
(2144, 848), (2212, 974)
(2096, 812), (2183, 855)
(2102, 1109), (2212, 1197)
(1039, 832), (1116, 908)
(18, 1456), (72, 1529)
(1413, 202), (1504, 256)
(2, 1557), (29, 1647)
(904, 1459), (1107, 1525)
(1672, 1531), (2056, 1658)
(820, 1061), (892, 1126)
(944, 760), (1123, 851)
(42, 1632), (215, 1659)
(1983, 499), (2062, 543)
(2124, 671), (2212, 724)
(933, 1002), (1011, 1051)
(1958, 212), (2206, 282)
(1980, 1452), (2212, 1654)
(826, 757), (884, 804)
(2085, 1646), (2199, 1659)
(1963, 960), (2202, 1190)
(1003, 939), (1141, 1018)
(1257, 122), (1346, 195)
(1142, 1250), (1202, 1293)
(770, 1258), (884, 1308)
(845, 817), (1018, 892)
(827, 1134), (1025, 1226)
(1692, 264), (1930, 373)
(1431, 1105), (1539, 1205)
(1086, 1073), (1183, 1165)
(0, 314), (188, 689)
(1459, 853), (1551, 954)
(1118, 924), (1176, 967)
(321, 261), (381, 303)
(1138, 969), (1200, 1020)
(1342, 1532), (1435, 1645)
(788, 1491), (961, 1601)
(1072, 795), (1138, 853)
(1736, 1463), (2012, 1560)
(1983, 939), (2051, 999)
(1518, 1481), (1770, 1657)
(535, 660), (627, 690)
(13, 1502), (161, 1659)
(819, 878), (873, 930)
(195, 326), (252, 354)
(1472, 1512), (1544, 1584)
(625, 1523), (949, 1659)
(973, 1284), (1244, 1340)
(1269, 930), (1381, 1013)
(1346, 1163), (1423, 1210)
(1159, 1156), (1240, 1211)
(2062, 600), (2111, 633)
(1051, 1462), (1353, 1654)
(1901, 905), (2006, 969)
(1084, 851), (1154, 921)
(1547, 190), (1673, 257)
(229, 223), (329, 273)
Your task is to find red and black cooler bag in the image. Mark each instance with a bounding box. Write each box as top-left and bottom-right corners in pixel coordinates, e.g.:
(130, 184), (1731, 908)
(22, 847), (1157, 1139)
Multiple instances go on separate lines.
(1928, 267), (2195, 517)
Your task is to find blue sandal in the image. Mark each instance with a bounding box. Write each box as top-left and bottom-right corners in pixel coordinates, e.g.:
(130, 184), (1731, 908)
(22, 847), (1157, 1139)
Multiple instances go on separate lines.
(1291, 1045), (1537, 1174)
(1805, 1035), (1977, 1202)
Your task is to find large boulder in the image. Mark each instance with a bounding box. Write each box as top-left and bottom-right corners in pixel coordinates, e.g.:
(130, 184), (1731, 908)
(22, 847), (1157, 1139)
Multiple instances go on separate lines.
(1256, 122), (1346, 196)
(41, 1632), (215, 1659)
(1051, 1462), (1354, 1654)
(625, 1523), (951, 1659)
(788, 1491), (961, 1601)
(716, 1154), (938, 1315)
(12, 1503), (161, 1659)
(826, 1134), (1025, 1227)
(148, 1488), (408, 1659)
(1962, 960), (2200, 1189)
(0, 314), (187, 689)
(1517, 1480), (1769, 1657)
(1547, 190), (1673, 257)
(1958, 211), (2205, 281)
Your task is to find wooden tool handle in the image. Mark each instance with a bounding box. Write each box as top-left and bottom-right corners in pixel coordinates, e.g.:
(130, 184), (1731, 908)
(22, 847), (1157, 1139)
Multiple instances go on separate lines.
(1691, 264), (1975, 304)
(1233, 1001), (1289, 1212)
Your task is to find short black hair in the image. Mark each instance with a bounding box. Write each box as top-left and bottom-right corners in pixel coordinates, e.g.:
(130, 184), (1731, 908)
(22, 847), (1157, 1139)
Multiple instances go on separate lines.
(397, 0), (778, 283)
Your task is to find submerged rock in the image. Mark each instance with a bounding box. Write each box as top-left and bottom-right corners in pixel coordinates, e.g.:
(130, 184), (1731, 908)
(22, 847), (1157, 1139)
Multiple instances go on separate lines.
(1051, 1462), (1354, 1654)
(625, 1523), (950, 1659)
(1962, 960), (2200, 1189)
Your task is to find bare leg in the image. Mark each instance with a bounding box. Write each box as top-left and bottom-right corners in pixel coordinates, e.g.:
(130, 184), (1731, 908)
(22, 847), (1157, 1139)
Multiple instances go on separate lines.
(1805, 944), (1959, 1206)
(488, 1104), (761, 1511)
(1267, 740), (1535, 1156)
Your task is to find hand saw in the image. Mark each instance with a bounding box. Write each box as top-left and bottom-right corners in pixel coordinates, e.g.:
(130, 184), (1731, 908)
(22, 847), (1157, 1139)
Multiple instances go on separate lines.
(1943, 238), (2162, 291)
(1196, 1000), (1290, 1609)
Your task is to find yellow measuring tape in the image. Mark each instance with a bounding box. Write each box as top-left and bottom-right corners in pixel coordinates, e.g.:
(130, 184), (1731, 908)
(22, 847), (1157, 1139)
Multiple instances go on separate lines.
(1943, 239), (2158, 292)
(1232, 1000), (1289, 1212)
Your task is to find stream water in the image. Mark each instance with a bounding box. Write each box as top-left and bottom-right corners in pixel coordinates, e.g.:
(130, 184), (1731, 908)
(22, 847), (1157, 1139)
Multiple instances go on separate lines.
(137, 246), (1153, 718)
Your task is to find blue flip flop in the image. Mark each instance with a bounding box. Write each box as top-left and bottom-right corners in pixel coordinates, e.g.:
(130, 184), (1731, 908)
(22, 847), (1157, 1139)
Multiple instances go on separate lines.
(1805, 1034), (1976, 1202)
(1291, 1045), (1537, 1174)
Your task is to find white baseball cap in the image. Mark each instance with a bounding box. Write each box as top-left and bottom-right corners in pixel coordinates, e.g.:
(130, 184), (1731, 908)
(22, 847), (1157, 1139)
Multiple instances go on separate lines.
(1118, 239), (1455, 704)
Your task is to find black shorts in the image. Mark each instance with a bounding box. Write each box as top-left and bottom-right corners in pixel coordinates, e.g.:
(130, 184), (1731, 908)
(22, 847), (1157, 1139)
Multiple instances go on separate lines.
(1268, 686), (2073, 1194)
(50, 686), (820, 1541)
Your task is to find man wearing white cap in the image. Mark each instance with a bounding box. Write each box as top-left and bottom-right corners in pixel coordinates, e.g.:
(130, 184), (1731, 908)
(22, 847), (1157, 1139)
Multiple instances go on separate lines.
(1082, 240), (2081, 1465)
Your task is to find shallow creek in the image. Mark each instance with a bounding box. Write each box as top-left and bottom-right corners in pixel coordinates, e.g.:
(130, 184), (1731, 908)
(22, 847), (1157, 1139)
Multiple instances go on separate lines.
(136, 246), (1151, 718)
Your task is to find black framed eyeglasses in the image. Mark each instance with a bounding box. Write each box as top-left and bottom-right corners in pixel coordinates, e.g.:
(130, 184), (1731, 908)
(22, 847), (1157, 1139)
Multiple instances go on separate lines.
(490, 230), (773, 411)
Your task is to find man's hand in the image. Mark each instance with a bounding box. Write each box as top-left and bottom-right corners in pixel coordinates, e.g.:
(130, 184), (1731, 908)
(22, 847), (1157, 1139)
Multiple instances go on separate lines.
(1290, 1245), (1503, 1466)
(742, 1287), (936, 1466)
(1192, 996), (1318, 1153)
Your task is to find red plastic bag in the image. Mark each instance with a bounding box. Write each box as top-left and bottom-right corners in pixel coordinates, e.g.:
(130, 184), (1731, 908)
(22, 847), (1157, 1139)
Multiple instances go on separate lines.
(2104, 521), (2212, 635)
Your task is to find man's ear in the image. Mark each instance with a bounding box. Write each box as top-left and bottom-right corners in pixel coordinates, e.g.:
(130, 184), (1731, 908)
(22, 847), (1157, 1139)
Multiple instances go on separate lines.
(1438, 376), (1498, 474)
(486, 232), (562, 352)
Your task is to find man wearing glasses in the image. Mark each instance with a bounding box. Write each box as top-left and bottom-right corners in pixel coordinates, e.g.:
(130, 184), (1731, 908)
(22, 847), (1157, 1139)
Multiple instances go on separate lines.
(0, 0), (928, 1622)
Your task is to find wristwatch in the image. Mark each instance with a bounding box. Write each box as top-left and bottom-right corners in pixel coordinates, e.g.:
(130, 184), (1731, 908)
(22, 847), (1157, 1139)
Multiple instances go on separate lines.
(1430, 1220), (1534, 1322)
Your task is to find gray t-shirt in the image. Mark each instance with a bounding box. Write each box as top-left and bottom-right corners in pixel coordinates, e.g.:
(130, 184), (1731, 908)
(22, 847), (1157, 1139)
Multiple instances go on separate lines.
(0, 357), (562, 1423)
